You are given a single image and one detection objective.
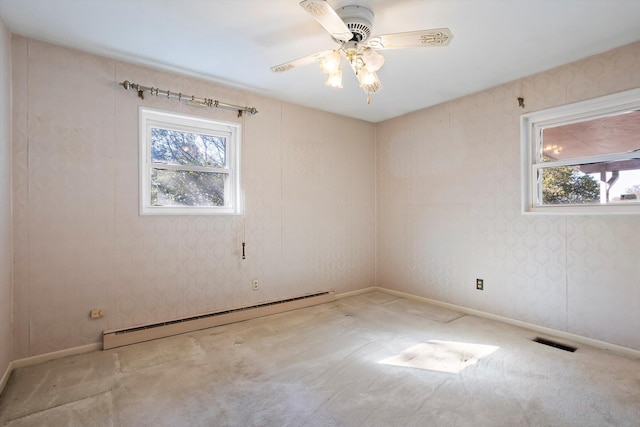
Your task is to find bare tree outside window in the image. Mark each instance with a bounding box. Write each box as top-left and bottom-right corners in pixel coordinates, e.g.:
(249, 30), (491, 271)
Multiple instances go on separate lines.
(139, 108), (241, 215)
(150, 128), (227, 207)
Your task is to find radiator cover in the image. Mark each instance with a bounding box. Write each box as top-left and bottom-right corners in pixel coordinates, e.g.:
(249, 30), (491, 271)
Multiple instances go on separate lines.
(103, 291), (336, 349)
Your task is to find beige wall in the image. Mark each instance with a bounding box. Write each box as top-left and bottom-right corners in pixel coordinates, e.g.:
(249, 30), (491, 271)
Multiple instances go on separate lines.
(377, 41), (640, 351)
(11, 37), (376, 358)
(0, 18), (12, 379)
(9, 34), (640, 359)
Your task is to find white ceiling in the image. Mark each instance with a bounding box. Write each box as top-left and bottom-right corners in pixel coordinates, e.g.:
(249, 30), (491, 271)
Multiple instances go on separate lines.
(1, 0), (640, 123)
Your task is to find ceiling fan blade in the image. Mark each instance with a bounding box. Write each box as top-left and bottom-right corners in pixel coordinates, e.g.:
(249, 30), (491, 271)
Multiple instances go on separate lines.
(367, 28), (453, 49)
(299, 0), (353, 42)
(271, 50), (334, 73)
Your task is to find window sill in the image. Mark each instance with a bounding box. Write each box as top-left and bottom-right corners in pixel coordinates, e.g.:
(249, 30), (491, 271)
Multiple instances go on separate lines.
(523, 202), (640, 215)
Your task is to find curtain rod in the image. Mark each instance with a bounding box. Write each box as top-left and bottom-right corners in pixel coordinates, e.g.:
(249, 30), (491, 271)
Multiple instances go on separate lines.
(120, 80), (258, 117)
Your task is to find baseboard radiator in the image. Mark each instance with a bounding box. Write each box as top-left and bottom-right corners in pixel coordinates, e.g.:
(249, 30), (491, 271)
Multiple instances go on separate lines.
(103, 290), (335, 350)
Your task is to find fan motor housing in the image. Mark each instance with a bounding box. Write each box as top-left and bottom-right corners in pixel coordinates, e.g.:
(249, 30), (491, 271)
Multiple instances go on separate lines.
(336, 5), (374, 42)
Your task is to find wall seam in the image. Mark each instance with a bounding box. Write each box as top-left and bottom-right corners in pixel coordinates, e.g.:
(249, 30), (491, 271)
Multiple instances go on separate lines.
(280, 103), (283, 258)
(373, 123), (377, 287)
(8, 24), (15, 370)
(111, 60), (118, 327)
(25, 38), (31, 358)
(565, 215), (569, 331)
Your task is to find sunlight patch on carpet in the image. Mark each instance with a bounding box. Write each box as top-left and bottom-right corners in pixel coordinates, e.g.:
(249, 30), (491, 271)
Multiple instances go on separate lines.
(378, 340), (499, 373)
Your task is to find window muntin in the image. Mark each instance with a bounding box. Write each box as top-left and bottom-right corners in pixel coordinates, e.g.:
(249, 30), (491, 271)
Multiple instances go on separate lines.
(140, 108), (241, 215)
(521, 89), (640, 214)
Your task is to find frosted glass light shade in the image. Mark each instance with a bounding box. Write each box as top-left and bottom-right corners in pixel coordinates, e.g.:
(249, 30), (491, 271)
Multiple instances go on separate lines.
(361, 48), (385, 72)
(325, 67), (343, 88)
(321, 51), (342, 74)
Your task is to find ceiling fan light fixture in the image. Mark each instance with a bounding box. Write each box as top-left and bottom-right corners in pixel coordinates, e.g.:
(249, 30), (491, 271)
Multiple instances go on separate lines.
(358, 66), (377, 86)
(274, 0), (452, 103)
(325, 67), (343, 88)
(320, 50), (342, 74)
(361, 47), (384, 72)
(357, 67), (382, 101)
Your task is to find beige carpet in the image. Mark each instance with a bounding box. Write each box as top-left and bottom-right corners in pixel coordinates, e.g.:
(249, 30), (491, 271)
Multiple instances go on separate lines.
(1, 291), (640, 426)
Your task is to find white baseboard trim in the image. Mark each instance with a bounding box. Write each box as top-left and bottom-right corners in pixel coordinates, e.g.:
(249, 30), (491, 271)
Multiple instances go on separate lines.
(1, 343), (101, 395)
(335, 286), (377, 299)
(11, 343), (101, 370)
(375, 287), (640, 360)
(3, 285), (638, 395)
(0, 360), (13, 395)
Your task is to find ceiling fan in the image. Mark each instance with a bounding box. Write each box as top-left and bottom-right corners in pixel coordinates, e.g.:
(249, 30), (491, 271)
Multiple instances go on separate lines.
(271, 0), (453, 103)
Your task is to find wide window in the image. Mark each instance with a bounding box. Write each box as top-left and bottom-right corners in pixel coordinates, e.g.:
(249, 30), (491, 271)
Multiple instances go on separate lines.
(521, 89), (640, 214)
(139, 108), (241, 215)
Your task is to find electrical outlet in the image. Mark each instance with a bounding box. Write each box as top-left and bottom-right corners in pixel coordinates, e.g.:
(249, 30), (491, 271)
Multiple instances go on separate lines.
(476, 279), (484, 291)
(252, 279), (259, 291)
(90, 309), (104, 318)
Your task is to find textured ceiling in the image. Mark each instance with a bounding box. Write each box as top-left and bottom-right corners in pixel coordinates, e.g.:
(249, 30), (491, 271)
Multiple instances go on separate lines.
(1, 0), (640, 122)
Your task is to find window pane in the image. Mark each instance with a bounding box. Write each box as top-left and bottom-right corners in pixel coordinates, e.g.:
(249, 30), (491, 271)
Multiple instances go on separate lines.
(540, 110), (640, 161)
(540, 165), (600, 205)
(522, 89), (640, 213)
(584, 167), (640, 203)
(151, 168), (226, 207)
(151, 128), (226, 168)
(540, 162), (640, 205)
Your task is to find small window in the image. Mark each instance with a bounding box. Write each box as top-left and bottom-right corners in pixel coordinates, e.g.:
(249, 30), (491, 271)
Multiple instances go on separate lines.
(139, 108), (241, 215)
(521, 89), (640, 214)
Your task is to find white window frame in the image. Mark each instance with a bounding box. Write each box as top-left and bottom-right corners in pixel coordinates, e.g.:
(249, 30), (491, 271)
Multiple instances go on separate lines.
(521, 88), (640, 215)
(139, 107), (242, 215)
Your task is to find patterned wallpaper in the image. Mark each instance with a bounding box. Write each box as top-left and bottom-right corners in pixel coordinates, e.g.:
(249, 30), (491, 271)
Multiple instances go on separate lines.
(11, 38), (376, 358)
(9, 35), (640, 359)
(377, 41), (640, 351)
(0, 18), (12, 378)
